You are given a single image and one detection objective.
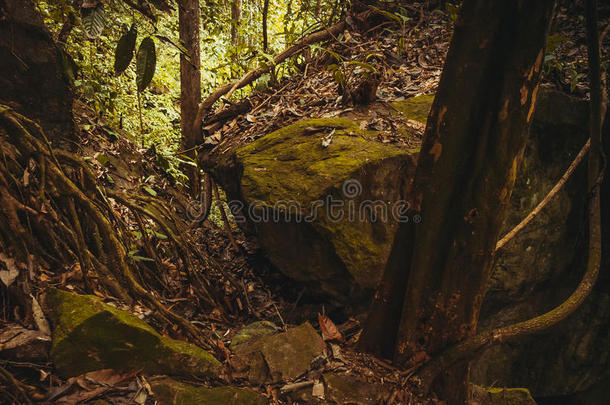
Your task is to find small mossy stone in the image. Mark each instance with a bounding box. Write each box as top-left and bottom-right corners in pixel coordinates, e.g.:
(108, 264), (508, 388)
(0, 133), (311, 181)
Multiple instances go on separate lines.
(324, 373), (389, 404)
(233, 322), (325, 383)
(44, 289), (220, 378)
(231, 321), (279, 347)
(471, 385), (537, 405)
(151, 378), (266, 405)
(391, 93), (435, 124)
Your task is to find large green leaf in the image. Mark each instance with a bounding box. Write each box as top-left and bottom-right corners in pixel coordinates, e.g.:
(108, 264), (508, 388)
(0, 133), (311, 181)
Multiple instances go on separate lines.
(81, 3), (105, 39)
(114, 24), (138, 75)
(136, 37), (156, 92)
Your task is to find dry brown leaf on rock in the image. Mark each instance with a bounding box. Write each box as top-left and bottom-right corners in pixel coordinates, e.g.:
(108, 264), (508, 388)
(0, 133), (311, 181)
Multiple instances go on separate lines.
(318, 313), (344, 343)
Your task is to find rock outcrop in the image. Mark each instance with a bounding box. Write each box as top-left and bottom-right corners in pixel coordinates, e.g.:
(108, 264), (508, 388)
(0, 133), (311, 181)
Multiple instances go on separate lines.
(471, 88), (610, 404)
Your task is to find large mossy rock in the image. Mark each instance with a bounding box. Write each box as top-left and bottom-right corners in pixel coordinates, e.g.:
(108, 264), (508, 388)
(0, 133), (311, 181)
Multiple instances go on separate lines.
(210, 98), (428, 304)
(232, 322), (325, 384)
(151, 378), (266, 405)
(44, 289), (221, 378)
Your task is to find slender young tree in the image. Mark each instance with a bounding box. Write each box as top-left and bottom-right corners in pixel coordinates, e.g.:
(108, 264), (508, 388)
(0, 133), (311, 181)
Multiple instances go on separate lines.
(262, 0), (270, 52)
(178, 0), (202, 193)
(359, 1), (555, 402)
(231, 0), (242, 44)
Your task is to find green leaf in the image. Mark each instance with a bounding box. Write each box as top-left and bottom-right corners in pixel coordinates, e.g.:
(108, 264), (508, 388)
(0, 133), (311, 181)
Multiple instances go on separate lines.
(130, 255), (155, 263)
(446, 3), (459, 22)
(369, 6), (402, 24)
(147, 229), (168, 240)
(114, 24), (138, 75)
(81, 4), (105, 39)
(546, 35), (569, 53)
(155, 35), (189, 58)
(347, 60), (378, 73)
(57, 48), (79, 83)
(136, 37), (156, 92)
(142, 185), (157, 196)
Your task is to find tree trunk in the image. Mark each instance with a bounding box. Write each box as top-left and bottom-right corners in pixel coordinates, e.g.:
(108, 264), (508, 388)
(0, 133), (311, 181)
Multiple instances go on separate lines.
(0, 0), (74, 142)
(359, 1), (555, 402)
(231, 0), (242, 44)
(178, 0), (201, 193)
(262, 0), (270, 52)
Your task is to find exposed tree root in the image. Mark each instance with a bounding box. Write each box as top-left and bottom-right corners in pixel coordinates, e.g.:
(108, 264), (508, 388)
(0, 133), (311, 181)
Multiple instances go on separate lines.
(0, 105), (214, 349)
(495, 138), (590, 251)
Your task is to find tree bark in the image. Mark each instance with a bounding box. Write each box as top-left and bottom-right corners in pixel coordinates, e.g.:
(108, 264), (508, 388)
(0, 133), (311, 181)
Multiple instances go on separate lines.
(0, 0), (74, 142)
(231, 0), (242, 44)
(360, 1), (555, 402)
(262, 0), (270, 52)
(178, 0), (202, 193)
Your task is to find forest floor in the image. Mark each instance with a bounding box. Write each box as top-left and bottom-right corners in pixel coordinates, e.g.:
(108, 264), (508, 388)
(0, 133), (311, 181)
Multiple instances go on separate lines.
(1, 2), (608, 404)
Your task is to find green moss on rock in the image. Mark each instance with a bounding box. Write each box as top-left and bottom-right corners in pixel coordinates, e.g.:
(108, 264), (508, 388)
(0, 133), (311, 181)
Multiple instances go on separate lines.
(471, 385), (537, 405)
(233, 117), (419, 301)
(391, 93), (435, 124)
(237, 117), (411, 207)
(151, 378), (266, 405)
(44, 289), (220, 378)
(230, 321), (279, 347)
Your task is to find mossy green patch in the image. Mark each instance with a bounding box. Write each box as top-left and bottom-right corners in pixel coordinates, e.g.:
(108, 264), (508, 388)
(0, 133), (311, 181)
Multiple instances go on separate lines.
(471, 385), (537, 405)
(151, 378), (266, 405)
(237, 117), (408, 207)
(45, 289), (220, 378)
(391, 93), (435, 124)
(230, 320), (279, 347)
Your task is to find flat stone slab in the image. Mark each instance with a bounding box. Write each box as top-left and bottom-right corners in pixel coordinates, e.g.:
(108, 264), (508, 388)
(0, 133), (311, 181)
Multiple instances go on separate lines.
(232, 322), (325, 384)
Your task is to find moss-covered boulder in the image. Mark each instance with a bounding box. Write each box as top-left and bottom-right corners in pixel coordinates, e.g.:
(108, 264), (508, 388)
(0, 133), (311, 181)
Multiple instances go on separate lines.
(44, 288), (221, 378)
(232, 322), (325, 384)
(210, 97), (431, 304)
(151, 378), (266, 405)
(470, 385), (537, 405)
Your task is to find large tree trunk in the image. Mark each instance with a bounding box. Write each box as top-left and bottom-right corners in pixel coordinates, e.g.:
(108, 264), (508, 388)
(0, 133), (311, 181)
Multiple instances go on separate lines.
(0, 0), (74, 142)
(359, 1), (555, 402)
(178, 0), (202, 193)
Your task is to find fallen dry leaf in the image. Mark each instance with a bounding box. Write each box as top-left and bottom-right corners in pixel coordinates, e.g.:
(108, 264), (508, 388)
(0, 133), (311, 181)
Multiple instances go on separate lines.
(318, 313), (344, 343)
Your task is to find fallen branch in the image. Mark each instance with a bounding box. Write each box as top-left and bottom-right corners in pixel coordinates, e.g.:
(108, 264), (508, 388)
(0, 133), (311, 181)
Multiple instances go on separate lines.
(495, 138), (590, 252)
(192, 17), (349, 136)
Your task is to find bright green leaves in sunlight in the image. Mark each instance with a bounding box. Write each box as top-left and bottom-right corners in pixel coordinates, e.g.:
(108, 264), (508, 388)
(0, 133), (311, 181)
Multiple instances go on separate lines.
(114, 24), (138, 75)
(136, 37), (157, 92)
(81, 2), (105, 39)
